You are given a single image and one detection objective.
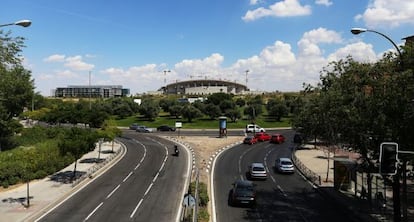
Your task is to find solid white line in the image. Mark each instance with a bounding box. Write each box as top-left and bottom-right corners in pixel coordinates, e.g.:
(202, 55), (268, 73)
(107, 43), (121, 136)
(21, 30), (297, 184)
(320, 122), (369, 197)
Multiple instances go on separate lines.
(123, 171), (133, 182)
(106, 184), (121, 199)
(130, 199), (143, 218)
(84, 202), (103, 221)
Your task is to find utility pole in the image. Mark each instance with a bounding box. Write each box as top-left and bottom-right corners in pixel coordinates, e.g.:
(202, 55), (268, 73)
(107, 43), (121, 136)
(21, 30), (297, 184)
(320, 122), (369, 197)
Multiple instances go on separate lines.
(245, 70), (249, 88)
(89, 71), (92, 110)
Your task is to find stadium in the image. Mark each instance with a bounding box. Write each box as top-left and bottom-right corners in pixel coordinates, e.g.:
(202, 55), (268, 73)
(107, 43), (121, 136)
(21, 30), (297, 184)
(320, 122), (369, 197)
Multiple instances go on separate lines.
(157, 78), (249, 95)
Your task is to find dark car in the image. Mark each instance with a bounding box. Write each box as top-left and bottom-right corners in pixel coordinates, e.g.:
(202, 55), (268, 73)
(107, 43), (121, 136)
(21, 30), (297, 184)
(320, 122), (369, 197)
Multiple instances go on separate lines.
(129, 123), (139, 130)
(243, 136), (258, 145)
(157, 125), (176, 131)
(230, 179), (256, 207)
(270, 134), (285, 144)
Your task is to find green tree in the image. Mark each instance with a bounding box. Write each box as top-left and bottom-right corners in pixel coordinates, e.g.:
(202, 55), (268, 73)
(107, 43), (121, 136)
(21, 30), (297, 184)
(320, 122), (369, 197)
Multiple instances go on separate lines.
(139, 99), (160, 120)
(225, 108), (241, 123)
(0, 31), (34, 150)
(181, 105), (202, 122)
(58, 128), (99, 180)
(169, 104), (183, 119)
(204, 104), (221, 120)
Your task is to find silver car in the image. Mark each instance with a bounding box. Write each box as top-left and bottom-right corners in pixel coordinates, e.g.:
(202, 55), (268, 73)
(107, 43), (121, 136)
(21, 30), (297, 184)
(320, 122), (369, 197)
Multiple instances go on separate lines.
(249, 163), (267, 180)
(135, 126), (153, 133)
(275, 158), (295, 174)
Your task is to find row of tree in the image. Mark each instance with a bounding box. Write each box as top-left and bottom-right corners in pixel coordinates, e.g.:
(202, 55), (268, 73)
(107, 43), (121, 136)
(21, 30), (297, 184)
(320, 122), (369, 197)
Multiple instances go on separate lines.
(292, 45), (414, 161)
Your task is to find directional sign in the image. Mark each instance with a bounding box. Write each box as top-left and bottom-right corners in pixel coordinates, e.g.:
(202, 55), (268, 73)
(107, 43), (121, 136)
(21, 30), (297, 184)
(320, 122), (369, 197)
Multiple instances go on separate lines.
(183, 194), (195, 207)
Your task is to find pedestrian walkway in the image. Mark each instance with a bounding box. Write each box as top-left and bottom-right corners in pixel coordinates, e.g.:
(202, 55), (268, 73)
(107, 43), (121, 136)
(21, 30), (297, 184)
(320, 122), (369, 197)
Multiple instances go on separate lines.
(294, 144), (414, 222)
(0, 141), (123, 222)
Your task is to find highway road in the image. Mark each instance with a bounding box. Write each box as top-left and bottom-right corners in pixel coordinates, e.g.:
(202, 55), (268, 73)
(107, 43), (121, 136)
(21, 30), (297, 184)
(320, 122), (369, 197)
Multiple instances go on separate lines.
(213, 129), (357, 222)
(38, 131), (190, 222)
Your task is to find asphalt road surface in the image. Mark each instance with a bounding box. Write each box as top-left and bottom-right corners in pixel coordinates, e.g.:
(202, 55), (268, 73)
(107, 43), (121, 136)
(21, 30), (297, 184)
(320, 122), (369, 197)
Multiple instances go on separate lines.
(213, 129), (356, 222)
(38, 131), (190, 222)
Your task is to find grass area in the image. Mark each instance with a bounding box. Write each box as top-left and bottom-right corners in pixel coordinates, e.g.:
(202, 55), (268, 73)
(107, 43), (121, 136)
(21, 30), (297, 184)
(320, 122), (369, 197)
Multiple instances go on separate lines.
(115, 114), (292, 129)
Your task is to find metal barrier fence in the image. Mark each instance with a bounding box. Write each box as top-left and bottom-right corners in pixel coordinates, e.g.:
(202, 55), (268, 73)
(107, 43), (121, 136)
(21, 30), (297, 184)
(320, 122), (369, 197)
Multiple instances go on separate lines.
(71, 140), (123, 187)
(292, 148), (321, 186)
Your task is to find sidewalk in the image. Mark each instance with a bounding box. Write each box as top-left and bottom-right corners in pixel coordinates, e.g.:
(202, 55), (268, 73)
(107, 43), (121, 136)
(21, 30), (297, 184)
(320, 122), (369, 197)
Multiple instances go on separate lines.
(294, 145), (414, 222)
(0, 141), (123, 222)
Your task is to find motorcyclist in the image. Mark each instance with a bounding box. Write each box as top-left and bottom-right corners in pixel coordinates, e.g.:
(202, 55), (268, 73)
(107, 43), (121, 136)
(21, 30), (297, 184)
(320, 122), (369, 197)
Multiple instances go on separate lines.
(174, 145), (179, 156)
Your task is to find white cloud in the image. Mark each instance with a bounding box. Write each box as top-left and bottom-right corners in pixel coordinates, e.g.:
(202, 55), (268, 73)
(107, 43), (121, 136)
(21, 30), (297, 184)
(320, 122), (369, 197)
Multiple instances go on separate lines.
(327, 42), (378, 63)
(298, 28), (343, 57)
(242, 0), (311, 21)
(44, 54), (66, 62)
(56, 70), (79, 79)
(64, 55), (95, 71)
(249, 0), (259, 5)
(355, 0), (414, 28)
(315, 0), (332, 6)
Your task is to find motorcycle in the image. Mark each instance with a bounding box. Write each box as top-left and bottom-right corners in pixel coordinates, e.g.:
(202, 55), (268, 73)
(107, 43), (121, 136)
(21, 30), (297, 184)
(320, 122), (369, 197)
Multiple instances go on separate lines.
(174, 145), (179, 156)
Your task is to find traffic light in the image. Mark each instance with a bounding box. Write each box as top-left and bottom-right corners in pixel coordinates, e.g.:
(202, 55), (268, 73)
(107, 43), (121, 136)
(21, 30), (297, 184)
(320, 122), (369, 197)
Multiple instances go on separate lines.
(379, 142), (398, 175)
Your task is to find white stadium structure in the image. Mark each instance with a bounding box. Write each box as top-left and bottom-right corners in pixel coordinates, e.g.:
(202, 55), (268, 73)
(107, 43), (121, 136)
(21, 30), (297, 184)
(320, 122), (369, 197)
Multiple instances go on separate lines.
(157, 79), (249, 95)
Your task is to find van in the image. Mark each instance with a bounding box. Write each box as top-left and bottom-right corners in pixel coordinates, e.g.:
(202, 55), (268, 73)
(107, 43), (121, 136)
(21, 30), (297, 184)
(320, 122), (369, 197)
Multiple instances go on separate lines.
(245, 124), (265, 133)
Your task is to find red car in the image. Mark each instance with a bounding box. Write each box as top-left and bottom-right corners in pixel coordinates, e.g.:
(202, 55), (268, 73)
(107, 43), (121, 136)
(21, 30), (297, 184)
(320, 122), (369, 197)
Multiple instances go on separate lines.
(270, 134), (285, 144)
(254, 132), (271, 142)
(243, 136), (258, 145)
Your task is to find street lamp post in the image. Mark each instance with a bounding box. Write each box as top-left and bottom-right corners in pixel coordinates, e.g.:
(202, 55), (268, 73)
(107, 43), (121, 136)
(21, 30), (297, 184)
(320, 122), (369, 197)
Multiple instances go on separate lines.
(351, 28), (402, 64)
(0, 19), (32, 28)
(351, 27), (405, 222)
(1, 18), (31, 208)
(163, 70), (171, 94)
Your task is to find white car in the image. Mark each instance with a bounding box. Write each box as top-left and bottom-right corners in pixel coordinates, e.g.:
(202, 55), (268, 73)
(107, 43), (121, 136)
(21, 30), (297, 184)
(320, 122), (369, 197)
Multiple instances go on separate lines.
(275, 158), (295, 174)
(245, 124), (265, 133)
(249, 163), (267, 180)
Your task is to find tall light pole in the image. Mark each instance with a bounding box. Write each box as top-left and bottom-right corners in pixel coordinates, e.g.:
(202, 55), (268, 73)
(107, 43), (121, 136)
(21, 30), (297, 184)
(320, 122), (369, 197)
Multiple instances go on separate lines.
(351, 27), (405, 221)
(351, 28), (402, 64)
(0, 19), (32, 28)
(163, 69), (171, 94)
(245, 69), (249, 89)
(1, 19), (31, 208)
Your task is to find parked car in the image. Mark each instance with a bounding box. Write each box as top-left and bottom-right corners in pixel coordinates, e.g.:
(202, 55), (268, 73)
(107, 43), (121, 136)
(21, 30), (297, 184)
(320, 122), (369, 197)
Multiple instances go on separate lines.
(136, 126), (154, 133)
(254, 132), (271, 142)
(248, 163), (267, 180)
(129, 123), (139, 130)
(245, 124), (265, 133)
(157, 125), (176, 131)
(243, 136), (258, 145)
(270, 134), (285, 144)
(229, 179), (256, 207)
(275, 157), (295, 174)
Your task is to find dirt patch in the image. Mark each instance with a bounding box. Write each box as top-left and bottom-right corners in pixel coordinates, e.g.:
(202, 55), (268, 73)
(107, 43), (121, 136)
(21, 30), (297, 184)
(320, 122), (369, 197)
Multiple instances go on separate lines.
(177, 136), (245, 183)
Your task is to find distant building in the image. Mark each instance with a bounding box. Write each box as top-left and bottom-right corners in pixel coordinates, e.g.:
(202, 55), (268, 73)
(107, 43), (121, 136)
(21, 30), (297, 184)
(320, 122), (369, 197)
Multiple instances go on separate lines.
(158, 79), (248, 95)
(54, 85), (130, 98)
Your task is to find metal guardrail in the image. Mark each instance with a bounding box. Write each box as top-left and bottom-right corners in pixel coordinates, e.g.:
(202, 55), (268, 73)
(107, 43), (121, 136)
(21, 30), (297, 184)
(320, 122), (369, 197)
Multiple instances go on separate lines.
(292, 147), (321, 186)
(71, 140), (123, 187)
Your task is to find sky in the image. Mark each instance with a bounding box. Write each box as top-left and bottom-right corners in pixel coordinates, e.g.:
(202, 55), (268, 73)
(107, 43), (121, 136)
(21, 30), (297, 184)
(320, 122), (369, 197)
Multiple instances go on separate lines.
(1, 0), (414, 96)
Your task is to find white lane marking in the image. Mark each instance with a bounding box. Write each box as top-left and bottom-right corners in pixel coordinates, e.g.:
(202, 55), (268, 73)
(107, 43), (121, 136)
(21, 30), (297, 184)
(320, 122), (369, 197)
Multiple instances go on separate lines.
(238, 148), (252, 180)
(87, 138), (146, 221)
(130, 199), (144, 218)
(123, 171), (133, 182)
(84, 202), (103, 221)
(129, 137), (169, 219)
(106, 184), (121, 199)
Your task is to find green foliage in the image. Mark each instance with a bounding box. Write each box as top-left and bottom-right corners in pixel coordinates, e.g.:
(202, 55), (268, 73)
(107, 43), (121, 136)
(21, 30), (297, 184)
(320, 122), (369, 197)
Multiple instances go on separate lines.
(204, 104), (221, 119)
(139, 99), (160, 121)
(181, 105), (203, 122)
(292, 53), (414, 157)
(197, 208), (209, 222)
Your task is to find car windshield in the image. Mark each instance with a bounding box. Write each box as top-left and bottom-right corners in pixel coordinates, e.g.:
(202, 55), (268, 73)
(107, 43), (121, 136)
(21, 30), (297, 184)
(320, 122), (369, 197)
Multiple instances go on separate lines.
(237, 183), (253, 191)
(281, 161), (292, 165)
(253, 167), (265, 171)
